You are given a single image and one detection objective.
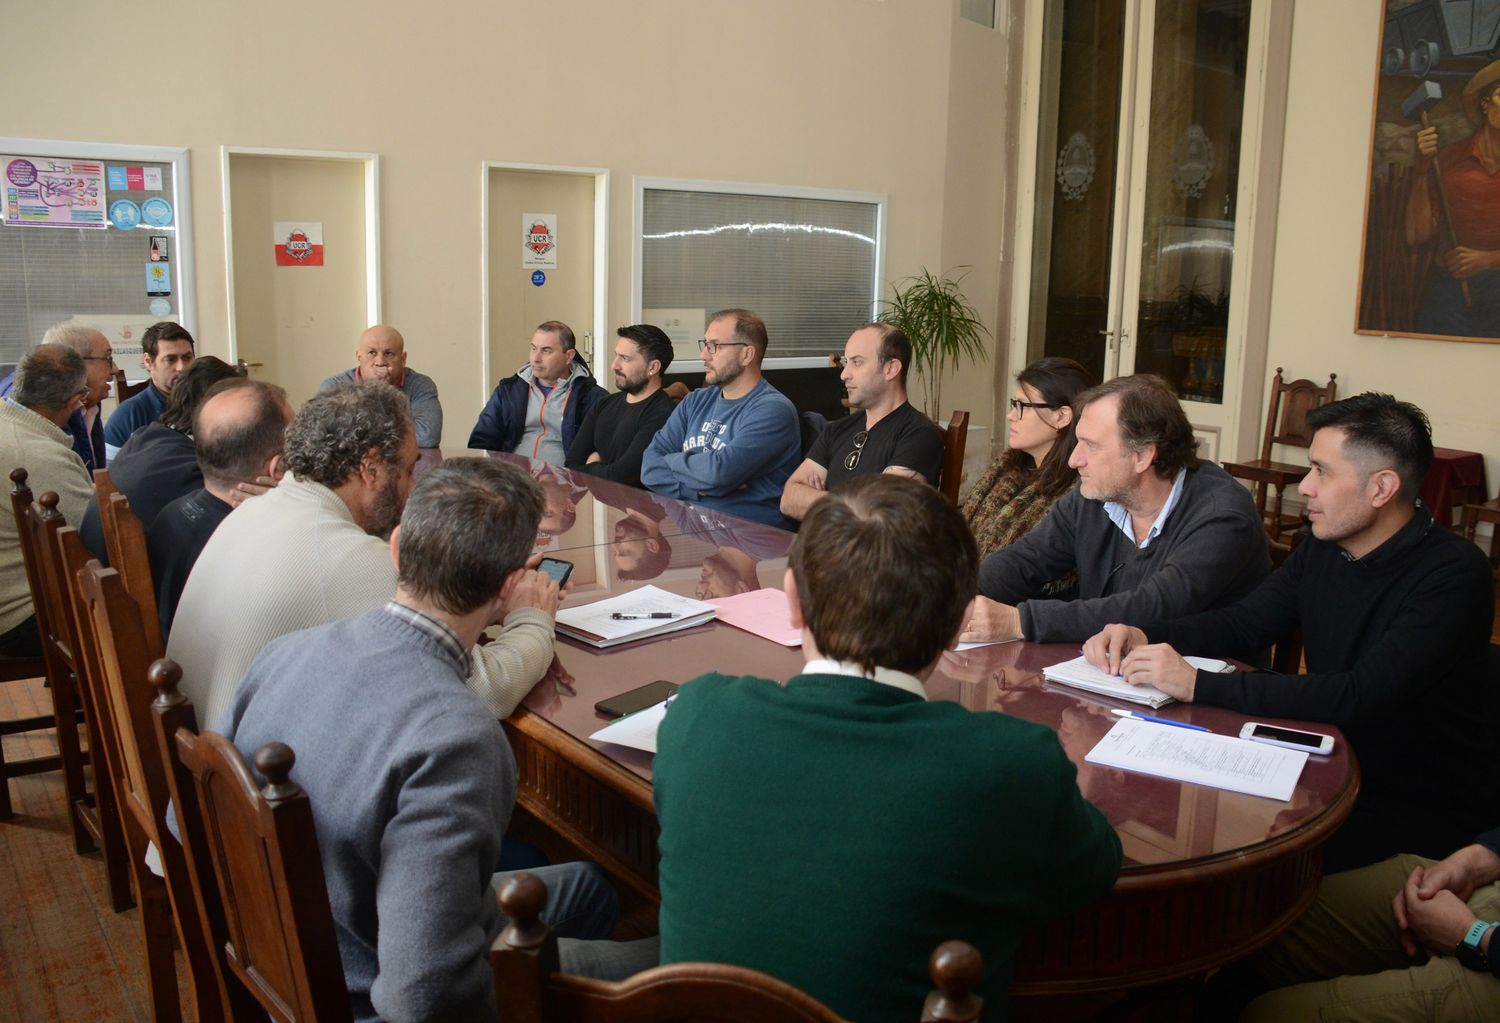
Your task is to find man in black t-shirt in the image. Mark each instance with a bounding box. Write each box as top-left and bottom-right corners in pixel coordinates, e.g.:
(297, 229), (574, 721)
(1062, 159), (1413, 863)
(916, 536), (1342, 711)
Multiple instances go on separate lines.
(566, 324), (676, 487)
(780, 323), (943, 521)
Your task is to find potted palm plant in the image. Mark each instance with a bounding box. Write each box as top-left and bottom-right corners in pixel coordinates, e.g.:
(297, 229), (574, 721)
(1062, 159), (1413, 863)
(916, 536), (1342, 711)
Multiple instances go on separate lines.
(877, 267), (990, 418)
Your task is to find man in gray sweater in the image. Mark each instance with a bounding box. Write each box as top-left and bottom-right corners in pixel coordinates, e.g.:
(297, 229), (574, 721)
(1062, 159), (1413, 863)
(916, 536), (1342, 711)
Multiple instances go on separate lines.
(219, 458), (655, 1023)
(962, 374), (1269, 645)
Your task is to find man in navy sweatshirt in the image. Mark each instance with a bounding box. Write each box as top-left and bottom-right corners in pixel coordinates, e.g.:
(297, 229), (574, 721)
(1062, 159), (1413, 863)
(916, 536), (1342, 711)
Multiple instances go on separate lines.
(640, 309), (801, 529)
(468, 320), (603, 465)
(1085, 393), (1496, 872)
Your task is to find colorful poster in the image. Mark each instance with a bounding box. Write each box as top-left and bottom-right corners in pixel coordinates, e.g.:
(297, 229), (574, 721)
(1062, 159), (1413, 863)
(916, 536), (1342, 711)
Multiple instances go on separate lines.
(146, 262), (171, 296)
(273, 222), (325, 266)
(3, 156), (108, 228)
(522, 212), (558, 268)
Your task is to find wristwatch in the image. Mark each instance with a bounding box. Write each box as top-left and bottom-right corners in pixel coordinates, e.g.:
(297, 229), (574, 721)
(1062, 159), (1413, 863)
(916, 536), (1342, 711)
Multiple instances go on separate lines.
(1456, 920), (1495, 971)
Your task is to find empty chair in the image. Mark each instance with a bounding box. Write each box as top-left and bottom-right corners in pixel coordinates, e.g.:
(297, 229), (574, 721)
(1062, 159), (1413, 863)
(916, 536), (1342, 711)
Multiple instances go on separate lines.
(491, 872), (985, 1023)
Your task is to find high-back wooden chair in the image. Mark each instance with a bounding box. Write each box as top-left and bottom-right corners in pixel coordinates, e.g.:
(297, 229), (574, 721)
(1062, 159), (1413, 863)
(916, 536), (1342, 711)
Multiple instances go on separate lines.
(1222, 368), (1337, 540)
(77, 561), (223, 1021)
(150, 660), (353, 1023)
(99, 491), (161, 650)
(938, 410), (970, 505)
(112, 368), (150, 403)
(8, 471), (134, 908)
(492, 873), (985, 1023)
(1, 474), (55, 819)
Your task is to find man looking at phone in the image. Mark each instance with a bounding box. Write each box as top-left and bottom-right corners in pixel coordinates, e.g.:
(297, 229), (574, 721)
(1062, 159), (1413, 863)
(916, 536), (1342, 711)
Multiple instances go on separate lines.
(653, 475), (1122, 1020)
(168, 381), (557, 728)
(220, 458), (654, 1021)
(1083, 393), (1496, 872)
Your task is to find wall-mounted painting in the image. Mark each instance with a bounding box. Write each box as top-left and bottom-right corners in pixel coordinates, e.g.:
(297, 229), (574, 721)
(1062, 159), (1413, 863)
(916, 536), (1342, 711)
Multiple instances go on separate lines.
(1358, 0), (1500, 343)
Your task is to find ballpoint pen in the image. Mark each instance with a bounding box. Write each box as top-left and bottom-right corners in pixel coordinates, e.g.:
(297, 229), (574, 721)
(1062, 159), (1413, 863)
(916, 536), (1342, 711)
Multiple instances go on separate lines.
(610, 612), (679, 620)
(1111, 708), (1212, 733)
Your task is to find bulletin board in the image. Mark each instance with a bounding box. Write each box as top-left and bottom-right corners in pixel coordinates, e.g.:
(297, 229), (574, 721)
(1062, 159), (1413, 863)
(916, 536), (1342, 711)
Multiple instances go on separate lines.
(0, 138), (196, 375)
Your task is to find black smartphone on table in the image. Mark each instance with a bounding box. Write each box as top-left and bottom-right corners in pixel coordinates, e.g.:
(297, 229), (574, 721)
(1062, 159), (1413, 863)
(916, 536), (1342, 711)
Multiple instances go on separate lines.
(595, 680), (678, 719)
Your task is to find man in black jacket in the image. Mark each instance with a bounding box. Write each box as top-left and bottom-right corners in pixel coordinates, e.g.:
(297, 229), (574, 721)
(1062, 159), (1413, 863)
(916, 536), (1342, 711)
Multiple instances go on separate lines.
(1085, 393), (1496, 871)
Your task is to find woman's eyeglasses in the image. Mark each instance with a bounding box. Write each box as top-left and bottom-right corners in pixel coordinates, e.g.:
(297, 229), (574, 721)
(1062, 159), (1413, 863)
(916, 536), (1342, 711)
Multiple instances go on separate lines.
(843, 431), (869, 471)
(1009, 398), (1062, 417)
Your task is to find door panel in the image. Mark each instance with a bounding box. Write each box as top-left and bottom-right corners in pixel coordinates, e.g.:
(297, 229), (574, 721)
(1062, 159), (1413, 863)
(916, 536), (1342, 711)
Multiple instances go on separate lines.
(228, 154), (369, 405)
(486, 169), (595, 387)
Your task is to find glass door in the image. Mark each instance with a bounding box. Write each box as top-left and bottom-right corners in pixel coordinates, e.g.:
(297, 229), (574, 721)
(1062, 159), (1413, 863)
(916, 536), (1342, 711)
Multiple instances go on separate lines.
(1026, 0), (1253, 425)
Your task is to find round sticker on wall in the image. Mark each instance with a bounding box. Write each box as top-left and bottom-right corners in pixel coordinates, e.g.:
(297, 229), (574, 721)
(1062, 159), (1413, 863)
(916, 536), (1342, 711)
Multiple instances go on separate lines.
(531, 270), (546, 287)
(141, 197), (174, 227)
(150, 297), (172, 316)
(109, 200), (141, 231)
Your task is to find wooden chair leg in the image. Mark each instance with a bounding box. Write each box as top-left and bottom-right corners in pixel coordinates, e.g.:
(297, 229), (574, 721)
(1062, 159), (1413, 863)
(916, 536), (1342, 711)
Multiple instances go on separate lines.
(136, 867), (185, 1023)
(47, 668), (94, 854)
(85, 701), (136, 913)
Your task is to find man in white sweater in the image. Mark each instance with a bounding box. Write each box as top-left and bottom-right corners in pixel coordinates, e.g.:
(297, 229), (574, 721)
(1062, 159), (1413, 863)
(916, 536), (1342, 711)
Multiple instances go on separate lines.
(167, 380), (556, 726)
(0, 346), (96, 656)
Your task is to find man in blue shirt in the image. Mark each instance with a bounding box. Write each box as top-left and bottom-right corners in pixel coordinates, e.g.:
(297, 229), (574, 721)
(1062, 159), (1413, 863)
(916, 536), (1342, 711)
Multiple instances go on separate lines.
(640, 309), (801, 529)
(104, 320), (196, 457)
(0, 321), (114, 473)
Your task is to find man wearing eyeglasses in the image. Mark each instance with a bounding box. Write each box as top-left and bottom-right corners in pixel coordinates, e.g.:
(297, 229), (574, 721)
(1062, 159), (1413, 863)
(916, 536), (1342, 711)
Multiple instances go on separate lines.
(780, 323), (943, 521)
(640, 309), (801, 529)
(0, 345), (96, 657)
(0, 322), (114, 473)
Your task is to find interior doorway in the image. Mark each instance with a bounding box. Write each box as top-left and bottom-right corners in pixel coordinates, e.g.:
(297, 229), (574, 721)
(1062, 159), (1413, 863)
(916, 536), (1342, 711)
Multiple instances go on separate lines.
(223, 148), (380, 406)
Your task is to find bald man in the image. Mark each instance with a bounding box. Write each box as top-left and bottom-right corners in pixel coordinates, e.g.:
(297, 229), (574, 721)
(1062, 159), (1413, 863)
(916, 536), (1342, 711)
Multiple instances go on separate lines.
(320, 325), (443, 447)
(147, 378), (293, 640)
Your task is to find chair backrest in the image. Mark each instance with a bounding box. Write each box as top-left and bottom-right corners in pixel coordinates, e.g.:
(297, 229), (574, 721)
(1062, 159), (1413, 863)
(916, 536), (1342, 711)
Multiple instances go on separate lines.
(13, 480), (84, 724)
(100, 491), (161, 654)
(491, 873), (984, 1023)
(112, 368), (150, 402)
(1258, 368), (1337, 460)
(799, 410), (829, 459)
(150, 661), (352, 1023)
(938, 410), (970, 505)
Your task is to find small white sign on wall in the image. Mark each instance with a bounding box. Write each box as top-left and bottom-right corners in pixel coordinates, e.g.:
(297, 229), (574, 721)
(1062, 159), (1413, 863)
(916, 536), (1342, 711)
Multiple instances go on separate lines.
(522, 213), (557, 268)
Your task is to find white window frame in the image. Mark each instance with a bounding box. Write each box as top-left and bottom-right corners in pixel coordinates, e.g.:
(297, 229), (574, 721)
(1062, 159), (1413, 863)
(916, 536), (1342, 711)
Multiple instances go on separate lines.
(632, 176), (887, 370)
(0, 135), (198, 339)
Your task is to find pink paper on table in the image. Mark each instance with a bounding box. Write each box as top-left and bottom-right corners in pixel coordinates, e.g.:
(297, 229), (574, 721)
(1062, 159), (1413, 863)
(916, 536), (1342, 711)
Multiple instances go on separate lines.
(708, 588), (802, 647)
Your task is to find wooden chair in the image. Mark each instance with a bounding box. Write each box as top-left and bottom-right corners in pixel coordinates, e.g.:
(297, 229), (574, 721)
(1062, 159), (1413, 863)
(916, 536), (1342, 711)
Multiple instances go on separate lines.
(1222, 368), (1337, 541)
(76, 561), (223, 1021)
(112, 368), (149, 402)
(150, 660), (353, 1023)
(99, 491), (161, 648)
(1462, 494), (1500, 578)
(938, 410), (970, 505)
(3, 469), (60, 820)
(8, 471), (135, 909)
(492, 873), (985, 1023)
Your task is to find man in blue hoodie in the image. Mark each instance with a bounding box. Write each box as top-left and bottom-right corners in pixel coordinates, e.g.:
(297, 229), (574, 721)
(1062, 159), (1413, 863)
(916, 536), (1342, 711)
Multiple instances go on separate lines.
(468, 320), (604, 465)
(640, 309), (801, 529)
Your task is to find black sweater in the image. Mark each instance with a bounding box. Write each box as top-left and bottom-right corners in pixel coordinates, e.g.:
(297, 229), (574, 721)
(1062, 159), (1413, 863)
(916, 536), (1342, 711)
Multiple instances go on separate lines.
(1154, 508), (1497, 869)
(565, 388), (675, 486)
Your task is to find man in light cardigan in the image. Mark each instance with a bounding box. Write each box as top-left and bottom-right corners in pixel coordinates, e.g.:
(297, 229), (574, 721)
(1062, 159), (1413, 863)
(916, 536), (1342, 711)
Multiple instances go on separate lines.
(166, 380), (556, 728)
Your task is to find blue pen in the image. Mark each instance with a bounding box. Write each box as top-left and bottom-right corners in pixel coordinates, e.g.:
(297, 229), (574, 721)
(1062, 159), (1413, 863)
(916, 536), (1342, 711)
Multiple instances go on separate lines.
(1111, 708), (1211, 733)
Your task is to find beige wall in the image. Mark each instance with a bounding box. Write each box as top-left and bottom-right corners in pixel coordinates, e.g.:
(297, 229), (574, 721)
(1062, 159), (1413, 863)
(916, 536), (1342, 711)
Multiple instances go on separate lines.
(0, 0), (1015, 452)
(1267, 4), (1499, 489)
(228, 154), (368, 406)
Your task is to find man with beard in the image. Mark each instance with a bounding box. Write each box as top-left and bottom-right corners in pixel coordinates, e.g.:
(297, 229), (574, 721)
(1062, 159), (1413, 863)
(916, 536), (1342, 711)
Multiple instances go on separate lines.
(640, 309), (801, 529)
(167, 381), (557, 727)
(780, 322), (943, 521)
(565, 324), (676, 486)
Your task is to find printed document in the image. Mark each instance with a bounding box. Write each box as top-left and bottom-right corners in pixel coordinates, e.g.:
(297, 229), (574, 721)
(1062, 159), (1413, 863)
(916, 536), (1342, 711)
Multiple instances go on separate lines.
(1085, 717), (1308, 801)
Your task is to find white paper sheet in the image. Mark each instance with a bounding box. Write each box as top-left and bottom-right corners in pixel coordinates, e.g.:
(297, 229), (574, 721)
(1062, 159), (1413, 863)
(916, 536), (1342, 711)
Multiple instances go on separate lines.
(1085, 718), (1308, 801)
(555, 585), (716, 647)
(589, 700), (670, 754)
(1042, 654), (1231, 708)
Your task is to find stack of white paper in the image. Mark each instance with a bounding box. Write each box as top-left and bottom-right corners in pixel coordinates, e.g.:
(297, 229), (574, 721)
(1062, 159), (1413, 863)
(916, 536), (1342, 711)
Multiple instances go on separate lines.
(1085, 717), (1308, 801)
(589, 699), (670, 753)
(1042, 654), (1230, 709)
(555, 585), (716, 648)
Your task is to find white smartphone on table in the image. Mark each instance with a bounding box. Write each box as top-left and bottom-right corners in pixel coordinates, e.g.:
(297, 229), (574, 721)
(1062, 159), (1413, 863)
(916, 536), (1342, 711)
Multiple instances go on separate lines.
(1239, 721), (1335, 755)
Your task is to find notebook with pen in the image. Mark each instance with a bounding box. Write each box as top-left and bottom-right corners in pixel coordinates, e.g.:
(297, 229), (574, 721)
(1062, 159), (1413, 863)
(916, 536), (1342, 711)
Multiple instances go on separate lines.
(554, 585), (717, 648)
(1042, 654), (1231, 709)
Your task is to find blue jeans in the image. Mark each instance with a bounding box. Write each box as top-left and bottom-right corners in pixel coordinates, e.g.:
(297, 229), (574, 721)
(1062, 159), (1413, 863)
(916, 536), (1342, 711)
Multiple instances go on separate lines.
(491, 862), (658, 981)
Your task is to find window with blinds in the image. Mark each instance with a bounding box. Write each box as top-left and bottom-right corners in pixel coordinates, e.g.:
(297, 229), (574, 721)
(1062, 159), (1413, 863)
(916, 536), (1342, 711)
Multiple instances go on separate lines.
(0, 144), (190, 372)
(639, 183), (884, 365)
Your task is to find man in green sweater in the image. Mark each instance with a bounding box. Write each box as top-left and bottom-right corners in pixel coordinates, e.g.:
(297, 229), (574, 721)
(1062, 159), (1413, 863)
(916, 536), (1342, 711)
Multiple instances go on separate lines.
(653, 474), (1122, 1022)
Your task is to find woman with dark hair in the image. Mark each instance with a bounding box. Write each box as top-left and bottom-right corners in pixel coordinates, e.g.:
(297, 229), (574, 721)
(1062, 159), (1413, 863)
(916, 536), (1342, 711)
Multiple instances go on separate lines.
(960, 356), (1093, 557)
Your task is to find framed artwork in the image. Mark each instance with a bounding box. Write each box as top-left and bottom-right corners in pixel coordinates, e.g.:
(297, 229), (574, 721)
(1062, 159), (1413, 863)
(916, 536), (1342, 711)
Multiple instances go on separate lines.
(1356, 1), (1500, 343)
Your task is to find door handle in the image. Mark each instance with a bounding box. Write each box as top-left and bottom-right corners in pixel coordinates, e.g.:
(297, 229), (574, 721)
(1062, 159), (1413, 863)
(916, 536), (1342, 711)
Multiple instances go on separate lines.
(1098, 329), (1115, 351)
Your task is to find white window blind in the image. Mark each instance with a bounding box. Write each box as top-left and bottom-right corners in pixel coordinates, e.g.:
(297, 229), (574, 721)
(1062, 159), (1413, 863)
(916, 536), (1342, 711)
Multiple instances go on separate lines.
(639, 183), (883, 364)
(0, 140), (193, 371)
